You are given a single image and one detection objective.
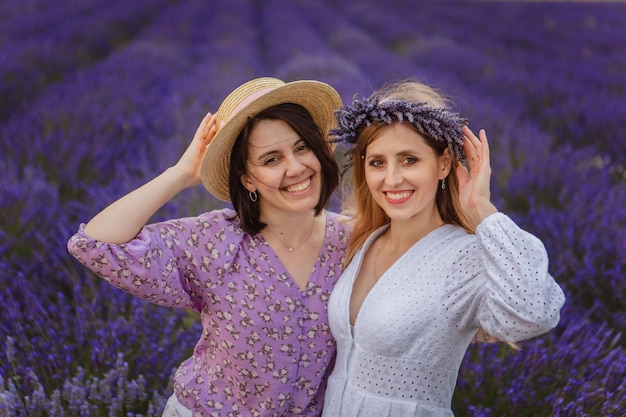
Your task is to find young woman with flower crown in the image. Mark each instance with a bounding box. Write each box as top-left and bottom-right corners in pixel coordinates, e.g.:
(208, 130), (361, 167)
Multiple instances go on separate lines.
(321, 80), (565, 417)
(68, 78), (349, 417)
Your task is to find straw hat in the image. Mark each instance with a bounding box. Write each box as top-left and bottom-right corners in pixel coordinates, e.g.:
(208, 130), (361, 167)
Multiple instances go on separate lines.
(200, 77), (342, 202)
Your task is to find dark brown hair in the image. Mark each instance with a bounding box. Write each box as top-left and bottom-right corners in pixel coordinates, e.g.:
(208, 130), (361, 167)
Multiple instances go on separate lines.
(228, 103), (339, 235)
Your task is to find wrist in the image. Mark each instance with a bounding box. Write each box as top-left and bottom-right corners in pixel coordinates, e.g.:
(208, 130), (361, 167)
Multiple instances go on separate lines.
(471, 202), (498, 226)
(165, 166), (199, 190)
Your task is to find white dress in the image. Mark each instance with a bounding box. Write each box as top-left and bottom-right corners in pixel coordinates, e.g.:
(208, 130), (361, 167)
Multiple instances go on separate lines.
(322, 213), (565, 417)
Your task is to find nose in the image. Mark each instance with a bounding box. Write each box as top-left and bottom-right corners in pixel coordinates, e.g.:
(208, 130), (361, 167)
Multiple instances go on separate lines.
(285, 153), (307, 177)
(384, 163), (403, 186)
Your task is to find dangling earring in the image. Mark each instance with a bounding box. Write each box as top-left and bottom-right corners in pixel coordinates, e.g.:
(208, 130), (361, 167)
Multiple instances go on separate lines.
(441, 178), (446, 190)
(249, 190), (258, 202)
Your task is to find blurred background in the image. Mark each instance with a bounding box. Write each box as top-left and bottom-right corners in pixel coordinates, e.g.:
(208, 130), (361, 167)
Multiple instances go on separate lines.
(1, 0), (625, 415)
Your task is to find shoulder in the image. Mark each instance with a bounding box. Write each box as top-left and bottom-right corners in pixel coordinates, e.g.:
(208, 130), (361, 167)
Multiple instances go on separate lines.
(194, 207), (237, 220)
(435, 223), (475, 249)
(184, 208), (243, 233)
(325, 211), (350, 243)
(326, 210), (349, 227)
(144, 208), (246, 243)
(406, 224), (479, 269)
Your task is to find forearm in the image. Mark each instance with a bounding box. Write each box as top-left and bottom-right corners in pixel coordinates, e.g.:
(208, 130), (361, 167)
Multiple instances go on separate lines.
(84, 166), (194, 243)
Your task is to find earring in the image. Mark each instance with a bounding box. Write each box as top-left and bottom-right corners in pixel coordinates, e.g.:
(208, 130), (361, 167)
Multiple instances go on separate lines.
(249, 190), (258, 202)
(441, 178), (446, 190)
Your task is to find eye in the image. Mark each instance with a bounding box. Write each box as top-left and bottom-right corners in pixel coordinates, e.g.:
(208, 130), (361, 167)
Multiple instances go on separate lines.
(263, 156), (280, 165)
(368, 159), (384, 168)
(295, 142), (309, 152)
(403, 156), (417, 164)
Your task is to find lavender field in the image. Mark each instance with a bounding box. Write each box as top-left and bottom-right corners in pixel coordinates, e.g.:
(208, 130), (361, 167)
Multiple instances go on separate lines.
(1, 0), (625, 415)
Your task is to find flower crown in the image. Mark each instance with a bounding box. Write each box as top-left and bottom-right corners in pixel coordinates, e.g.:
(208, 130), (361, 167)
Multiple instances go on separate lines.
(330, 96), (468, 170)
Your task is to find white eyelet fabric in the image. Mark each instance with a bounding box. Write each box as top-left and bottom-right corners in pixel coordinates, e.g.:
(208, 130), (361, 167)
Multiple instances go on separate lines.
(323, 213), (565, 417)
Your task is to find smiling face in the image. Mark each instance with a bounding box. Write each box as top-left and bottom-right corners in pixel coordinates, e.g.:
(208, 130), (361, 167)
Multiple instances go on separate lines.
(364, 123), (451, 226)
(241, 118), (323, 217)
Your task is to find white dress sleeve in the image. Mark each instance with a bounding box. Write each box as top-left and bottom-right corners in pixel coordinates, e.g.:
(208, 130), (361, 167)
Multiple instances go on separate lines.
(474, 213), (566, 342)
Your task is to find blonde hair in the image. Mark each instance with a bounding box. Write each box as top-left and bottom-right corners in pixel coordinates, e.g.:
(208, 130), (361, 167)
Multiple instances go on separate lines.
(343, 80), (474, 264)
(341, 80), (517, 348)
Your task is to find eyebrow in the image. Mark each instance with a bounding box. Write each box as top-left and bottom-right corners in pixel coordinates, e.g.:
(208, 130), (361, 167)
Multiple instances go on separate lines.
(367, 149), (418, 159)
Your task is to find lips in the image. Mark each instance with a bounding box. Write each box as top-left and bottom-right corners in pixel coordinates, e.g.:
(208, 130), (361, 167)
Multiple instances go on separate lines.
(284, 177), (312, 193)
(384, 190), (413, 203)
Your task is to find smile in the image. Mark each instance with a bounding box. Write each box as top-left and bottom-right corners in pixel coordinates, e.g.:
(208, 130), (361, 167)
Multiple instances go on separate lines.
(385, 190), (413, 201)
(284, 177), (312, 193)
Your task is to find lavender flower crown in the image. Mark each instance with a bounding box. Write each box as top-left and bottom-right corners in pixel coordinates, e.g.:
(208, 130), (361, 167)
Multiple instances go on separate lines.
(330, 96), (468, 170)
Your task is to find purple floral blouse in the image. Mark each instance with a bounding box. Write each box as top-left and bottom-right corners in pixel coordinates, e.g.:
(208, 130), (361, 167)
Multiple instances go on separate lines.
(67, 208), (349, 416)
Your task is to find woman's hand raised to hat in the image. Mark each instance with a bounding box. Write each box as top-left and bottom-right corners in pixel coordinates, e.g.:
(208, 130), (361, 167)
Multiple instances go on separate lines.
(82, 111), (217, 244)
(455, 126), (498, 228)
(172, 111), (217, 188)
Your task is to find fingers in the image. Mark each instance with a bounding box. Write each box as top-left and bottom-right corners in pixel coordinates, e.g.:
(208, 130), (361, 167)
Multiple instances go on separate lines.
(194, 112), (217, 146)
(204, 114), (217, 145)
(459, 127), (497, 223)
(462, 126), (489, 167)
(479, 129), (490, 161)
(202, 112), (215, 137)
(455, 164), (469, 186)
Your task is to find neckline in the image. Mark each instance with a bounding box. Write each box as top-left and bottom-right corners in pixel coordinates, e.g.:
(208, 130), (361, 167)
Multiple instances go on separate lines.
(262, 216), (316, 252)
(257, 211), (330, 292)
(348, 222), (450, 327)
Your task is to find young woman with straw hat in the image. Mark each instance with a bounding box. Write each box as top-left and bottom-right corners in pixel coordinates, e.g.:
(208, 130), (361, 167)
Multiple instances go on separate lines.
(68, 77), (349, 416)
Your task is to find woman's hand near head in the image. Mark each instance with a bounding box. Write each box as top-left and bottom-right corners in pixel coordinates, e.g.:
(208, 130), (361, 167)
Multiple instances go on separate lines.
(455, 126), (498, 228)
(171, 111), (217, 188)
(83, 112), (217, 244)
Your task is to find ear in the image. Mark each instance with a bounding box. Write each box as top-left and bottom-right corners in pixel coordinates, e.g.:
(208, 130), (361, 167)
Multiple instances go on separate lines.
(440, 148), (453, 179)
(240, 173), (255, 192)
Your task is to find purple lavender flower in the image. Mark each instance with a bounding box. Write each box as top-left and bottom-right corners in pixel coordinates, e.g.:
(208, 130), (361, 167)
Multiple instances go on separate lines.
(1, 0), (625, 414)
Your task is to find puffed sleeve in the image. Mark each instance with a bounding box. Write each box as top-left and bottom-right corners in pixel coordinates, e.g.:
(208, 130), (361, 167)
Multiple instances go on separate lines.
(474, 213), (566, 342)
(67, 216), (203, 311)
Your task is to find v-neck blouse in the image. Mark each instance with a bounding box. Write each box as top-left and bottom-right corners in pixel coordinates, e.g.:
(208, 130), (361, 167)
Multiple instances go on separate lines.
(322, 213), (565, 417)
(67, 208), (349, 416)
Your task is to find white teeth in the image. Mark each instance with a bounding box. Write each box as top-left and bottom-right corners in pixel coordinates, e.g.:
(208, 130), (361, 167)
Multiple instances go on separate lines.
(285, 178), (311, 193)
(386, 191), (411, 200)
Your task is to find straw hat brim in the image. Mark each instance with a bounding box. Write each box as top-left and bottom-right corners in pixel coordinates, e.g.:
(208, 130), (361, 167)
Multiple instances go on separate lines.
(200, 79), (342, 202)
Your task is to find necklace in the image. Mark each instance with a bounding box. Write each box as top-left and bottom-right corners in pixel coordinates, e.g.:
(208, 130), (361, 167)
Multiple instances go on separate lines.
(265, 219), (316, 252)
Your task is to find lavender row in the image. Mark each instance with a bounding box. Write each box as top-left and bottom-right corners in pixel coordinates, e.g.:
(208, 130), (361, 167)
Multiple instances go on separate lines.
(332, 0), (626, 164)
(454, 308), (625, 414)
(1, 0), (625, 414)
(0, 0), (178, 121)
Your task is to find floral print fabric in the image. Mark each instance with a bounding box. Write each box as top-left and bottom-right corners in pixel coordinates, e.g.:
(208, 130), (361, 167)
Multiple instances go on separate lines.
(68, 208), (348, 416)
